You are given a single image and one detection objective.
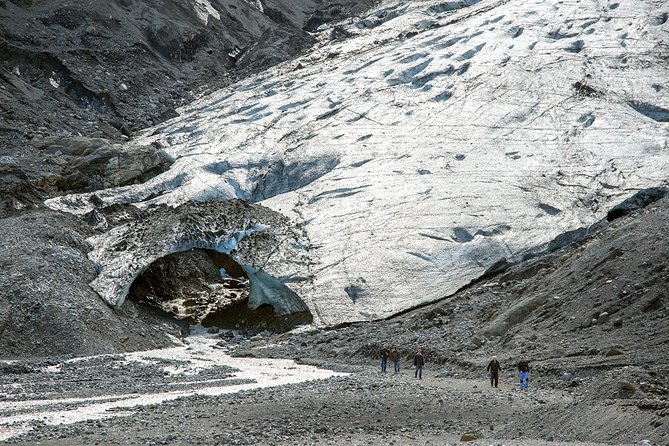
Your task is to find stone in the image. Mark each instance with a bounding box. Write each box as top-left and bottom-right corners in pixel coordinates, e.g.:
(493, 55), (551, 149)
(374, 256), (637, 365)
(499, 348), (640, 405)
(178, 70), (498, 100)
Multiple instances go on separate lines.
(640, 382), (669, 395)
(460, 431), (484, 442)
(471, 336), (484, 347)
(606, 348), (625, 357)
(561, 372), (573, 383)
(618, 381), (637, 398)
(34, 136), (170, 192)
(483, 294), (548, 337)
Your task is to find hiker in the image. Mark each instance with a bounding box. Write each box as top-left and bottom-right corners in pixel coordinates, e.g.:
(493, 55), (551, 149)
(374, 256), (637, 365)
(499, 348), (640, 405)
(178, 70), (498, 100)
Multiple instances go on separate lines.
(413, 349), (425, 379)
(389, 345), (401, 373)
(517, 354), (530, 390)
(380, 344), (390, 372)
(486, 355), (502, 388)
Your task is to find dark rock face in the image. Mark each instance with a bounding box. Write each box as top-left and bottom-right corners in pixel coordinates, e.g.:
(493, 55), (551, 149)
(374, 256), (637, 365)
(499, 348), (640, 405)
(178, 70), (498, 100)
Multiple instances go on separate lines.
(32, 136), (170, 192)
(0, 210), (187, 358)
(0, 164), (46, 217)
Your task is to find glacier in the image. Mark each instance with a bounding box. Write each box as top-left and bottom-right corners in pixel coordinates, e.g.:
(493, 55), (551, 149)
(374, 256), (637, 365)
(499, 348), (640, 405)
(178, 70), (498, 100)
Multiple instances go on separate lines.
(46, 0), (669, 326)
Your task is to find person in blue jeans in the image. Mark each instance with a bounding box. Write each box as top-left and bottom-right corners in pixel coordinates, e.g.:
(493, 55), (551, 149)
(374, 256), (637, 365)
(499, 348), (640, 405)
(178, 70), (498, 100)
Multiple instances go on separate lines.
(389, 345), (401, 373)
(413, 349), (425, 379)
(380, 344), (390, 372)
(517, 355), (530, 390)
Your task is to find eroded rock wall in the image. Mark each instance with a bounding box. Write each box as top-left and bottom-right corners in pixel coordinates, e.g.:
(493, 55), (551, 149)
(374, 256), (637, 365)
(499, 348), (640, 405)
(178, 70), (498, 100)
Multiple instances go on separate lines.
(0, 211), (186, 358)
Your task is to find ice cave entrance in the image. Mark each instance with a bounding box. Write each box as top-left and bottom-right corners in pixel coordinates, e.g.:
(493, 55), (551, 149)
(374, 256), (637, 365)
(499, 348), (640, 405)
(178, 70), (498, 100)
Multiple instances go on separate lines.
(127, 248), (312, 333)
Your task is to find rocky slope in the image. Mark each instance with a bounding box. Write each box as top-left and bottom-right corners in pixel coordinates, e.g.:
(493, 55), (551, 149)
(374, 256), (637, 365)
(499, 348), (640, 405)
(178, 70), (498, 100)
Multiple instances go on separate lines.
(0, 209), (188, 357)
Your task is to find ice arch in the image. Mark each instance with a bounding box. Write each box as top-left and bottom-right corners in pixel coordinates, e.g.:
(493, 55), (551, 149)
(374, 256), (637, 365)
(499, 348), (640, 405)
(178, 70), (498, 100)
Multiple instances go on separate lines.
(86, 200), (311, 316)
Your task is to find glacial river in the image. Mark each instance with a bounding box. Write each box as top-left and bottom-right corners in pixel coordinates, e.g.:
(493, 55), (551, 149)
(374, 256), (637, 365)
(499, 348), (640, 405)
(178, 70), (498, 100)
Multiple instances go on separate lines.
(0, 335), (346, 441)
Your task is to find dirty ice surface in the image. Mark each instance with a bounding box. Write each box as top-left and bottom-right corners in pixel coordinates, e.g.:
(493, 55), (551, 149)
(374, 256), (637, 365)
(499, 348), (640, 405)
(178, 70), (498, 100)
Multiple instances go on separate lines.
(0, 335), (347, 441)
(46, 0), (669, 325)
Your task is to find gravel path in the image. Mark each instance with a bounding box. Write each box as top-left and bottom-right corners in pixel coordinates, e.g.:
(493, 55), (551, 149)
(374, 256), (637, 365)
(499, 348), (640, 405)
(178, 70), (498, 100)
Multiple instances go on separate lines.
(0, 335), (646, 446)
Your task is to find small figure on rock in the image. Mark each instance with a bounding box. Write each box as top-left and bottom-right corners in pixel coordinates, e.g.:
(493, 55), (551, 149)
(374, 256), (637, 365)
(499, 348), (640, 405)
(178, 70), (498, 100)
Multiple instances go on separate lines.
(389, 345), (401, 373)
(380, 343), (390, 373)
(517, 354), (531, 391)
(413, 348), (425, 379)
(486, 355), (502, 388)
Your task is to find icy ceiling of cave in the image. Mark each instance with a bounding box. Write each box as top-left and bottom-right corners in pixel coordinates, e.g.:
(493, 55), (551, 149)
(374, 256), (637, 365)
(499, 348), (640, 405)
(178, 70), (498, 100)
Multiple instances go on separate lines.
(47, 0), (669, 325)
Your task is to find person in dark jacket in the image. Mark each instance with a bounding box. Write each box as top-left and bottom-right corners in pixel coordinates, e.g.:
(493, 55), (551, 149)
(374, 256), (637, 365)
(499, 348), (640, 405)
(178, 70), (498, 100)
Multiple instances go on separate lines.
(486, 355), (502, 387)
(413, 349), (425, 379)
(517, 355), (530, 390)
(380, 344), (390, 373)
(389, 345), (401, 373)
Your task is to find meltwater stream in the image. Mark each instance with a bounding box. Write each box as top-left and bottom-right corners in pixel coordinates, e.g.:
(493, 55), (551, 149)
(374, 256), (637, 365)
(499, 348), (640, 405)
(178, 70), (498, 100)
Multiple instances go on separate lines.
(0, 335), (347, 441)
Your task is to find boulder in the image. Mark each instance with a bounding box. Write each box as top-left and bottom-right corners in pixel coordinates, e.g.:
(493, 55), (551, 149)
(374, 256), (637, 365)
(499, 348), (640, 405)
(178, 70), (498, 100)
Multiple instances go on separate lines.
(460, 431), (484, 442)
(483, 294), (548, 337)
(34, 136), (170, 192)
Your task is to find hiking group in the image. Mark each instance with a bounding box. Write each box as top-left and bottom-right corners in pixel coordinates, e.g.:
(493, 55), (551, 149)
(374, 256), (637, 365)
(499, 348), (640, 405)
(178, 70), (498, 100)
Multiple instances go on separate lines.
(483, 354), (532, 390)
(380, 345), (532, 390)
(379, 344), (424, 379)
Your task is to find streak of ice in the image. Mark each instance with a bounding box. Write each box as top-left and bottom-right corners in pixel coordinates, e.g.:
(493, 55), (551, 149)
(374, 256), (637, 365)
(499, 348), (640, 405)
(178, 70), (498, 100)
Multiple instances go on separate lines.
(192, 0), (220, 24)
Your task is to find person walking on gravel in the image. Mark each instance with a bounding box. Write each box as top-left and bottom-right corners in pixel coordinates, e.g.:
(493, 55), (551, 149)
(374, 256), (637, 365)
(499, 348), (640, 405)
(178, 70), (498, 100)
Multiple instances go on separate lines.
(389, 345), (401, 373)
(517, 354), (530, 390)
(413, 349), (425, 379)
(486, 355), (502, 388)
(380, 344), (390, 373)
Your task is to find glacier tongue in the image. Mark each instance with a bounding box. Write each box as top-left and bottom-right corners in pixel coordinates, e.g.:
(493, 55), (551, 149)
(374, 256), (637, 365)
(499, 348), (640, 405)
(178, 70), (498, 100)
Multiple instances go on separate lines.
(46, 0), (669, 325)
